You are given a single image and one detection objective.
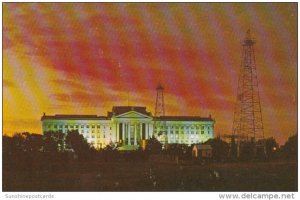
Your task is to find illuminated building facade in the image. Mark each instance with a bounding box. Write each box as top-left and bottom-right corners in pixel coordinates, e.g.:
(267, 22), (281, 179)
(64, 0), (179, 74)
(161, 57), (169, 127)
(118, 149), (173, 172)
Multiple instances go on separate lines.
(41, 106), (215, 149)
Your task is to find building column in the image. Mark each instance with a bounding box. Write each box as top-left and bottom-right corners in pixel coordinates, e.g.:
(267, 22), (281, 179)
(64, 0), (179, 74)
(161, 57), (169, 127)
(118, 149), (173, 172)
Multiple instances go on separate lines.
(145, 123), (149, 139)
(122, 123), (125, 143)
(167, 125), (171, 144)
(134, 123), (137, 145)
(148, 123), (150, 138)
(188, 126), (191, 145)
(140, 123), (143, 140)
(173, 126), (177, 143)
(178, 127), (184, 144)
(128, 123), (131, 145)
(184, 126), (187, 144)
(116, 123), (119, 142)
(149, 122), (153, 138)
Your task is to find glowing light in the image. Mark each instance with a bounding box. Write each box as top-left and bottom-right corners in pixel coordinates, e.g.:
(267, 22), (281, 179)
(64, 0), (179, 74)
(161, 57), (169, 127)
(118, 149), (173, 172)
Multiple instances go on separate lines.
(3, 3), (297, 145)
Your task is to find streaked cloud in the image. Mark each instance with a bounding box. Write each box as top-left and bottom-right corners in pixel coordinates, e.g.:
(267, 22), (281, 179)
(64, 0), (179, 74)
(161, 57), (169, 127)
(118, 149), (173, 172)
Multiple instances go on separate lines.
(3, 3), (297, 144)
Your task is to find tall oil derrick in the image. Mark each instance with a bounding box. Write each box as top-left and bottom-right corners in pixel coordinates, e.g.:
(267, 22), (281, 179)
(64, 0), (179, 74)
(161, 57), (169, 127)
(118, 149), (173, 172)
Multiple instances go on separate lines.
(232, 30), (265, 159)
(155, 84), (165, 117)
(154, 84), (167, 143)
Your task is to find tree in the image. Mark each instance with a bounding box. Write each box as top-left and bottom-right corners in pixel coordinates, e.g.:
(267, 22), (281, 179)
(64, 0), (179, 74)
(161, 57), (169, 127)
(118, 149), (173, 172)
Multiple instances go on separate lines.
(228, 136), (238, 159)
(65, 130), (92, 160)
(205, 138), (229, 162)
(11, 133), (27, 152)
(145, 136), (162, 154)
(281, 134), (297, 160)
(257, 137), (279, 159)
(23, 133), (43, 152)
(3, 135), (13, 154)
(3, 132), (44, 171)
(42, 131), (65, 153)
(166, 143), (189, 158)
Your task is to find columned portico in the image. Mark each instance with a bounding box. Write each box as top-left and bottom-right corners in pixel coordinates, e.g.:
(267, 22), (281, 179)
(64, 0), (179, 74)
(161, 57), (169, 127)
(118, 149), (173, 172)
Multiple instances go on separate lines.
(113, 110), (153, 147)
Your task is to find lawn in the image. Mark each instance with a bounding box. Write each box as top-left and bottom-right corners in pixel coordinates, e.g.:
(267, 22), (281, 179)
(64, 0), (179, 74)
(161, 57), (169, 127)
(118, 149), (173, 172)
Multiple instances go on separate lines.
(3, 160), (297, 191)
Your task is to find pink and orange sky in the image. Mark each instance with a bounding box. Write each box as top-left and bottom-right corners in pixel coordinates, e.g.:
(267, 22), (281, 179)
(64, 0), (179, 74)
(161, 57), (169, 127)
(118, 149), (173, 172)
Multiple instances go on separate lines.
(3, 3), (297, 144)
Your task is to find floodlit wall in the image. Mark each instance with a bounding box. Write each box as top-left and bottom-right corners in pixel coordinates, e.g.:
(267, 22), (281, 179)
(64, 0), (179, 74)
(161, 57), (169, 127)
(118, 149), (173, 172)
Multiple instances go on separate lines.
(42, 116), (214, 149)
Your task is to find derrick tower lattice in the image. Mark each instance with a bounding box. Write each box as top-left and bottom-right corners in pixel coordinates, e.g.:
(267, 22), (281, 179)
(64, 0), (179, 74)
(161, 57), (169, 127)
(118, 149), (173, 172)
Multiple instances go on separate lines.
(232, 30), (265, 157)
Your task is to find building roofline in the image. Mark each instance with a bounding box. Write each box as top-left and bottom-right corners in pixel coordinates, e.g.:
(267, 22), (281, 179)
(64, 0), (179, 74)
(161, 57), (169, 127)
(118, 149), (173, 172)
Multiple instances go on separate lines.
(41, 114), (110, 121)
(154, 116), (214, 122)
(41, 107), (215, 122)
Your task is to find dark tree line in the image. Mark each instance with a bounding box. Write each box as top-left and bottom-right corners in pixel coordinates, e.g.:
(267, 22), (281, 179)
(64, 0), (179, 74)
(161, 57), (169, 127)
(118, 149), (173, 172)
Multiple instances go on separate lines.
(3, 130), (95, 171)
(3, 131), (297, 171)
(161, 134), (298, 162)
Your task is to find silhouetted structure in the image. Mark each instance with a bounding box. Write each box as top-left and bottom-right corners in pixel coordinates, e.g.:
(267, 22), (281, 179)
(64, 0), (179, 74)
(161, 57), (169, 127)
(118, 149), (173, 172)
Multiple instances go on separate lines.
(232, 30), (265, 158)
(154, 84), (167, 144)
(154, 84), (165, 117)
(192, 144), (212, 159)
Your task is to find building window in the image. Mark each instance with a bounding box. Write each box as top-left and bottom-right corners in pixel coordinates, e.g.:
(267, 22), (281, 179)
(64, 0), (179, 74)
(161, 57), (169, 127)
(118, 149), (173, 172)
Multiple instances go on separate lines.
(75, 125), (78, 128)
(81, 125), (84, 128)
(86, 125), (89, 128)
(48, 125), (51, 128)
(97, 125), (100, 128)
(201, 131), (204, 134)
(81, 130), (84, 133)
(65, 125), (68, 128)
(54, 125), (57, 128)
(92, 125), (95, 128)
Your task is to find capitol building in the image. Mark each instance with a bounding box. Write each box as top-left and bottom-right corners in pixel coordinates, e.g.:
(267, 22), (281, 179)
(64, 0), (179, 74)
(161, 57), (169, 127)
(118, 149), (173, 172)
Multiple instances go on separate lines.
(41, 106), (215, 150)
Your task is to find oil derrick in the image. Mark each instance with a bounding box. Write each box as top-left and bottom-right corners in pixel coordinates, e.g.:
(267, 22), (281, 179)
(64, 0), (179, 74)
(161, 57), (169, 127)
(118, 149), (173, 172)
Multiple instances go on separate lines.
(154, 84), (167, 143)
(155, 84), (165, 117)
(232, 30), (265, 159)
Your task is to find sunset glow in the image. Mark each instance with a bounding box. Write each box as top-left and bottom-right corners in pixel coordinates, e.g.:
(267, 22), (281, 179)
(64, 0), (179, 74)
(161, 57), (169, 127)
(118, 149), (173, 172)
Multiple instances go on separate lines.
(3, 3), (297, 144)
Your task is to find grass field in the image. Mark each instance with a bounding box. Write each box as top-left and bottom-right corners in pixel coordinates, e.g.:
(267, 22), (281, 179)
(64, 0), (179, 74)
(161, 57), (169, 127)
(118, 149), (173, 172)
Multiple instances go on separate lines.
(3, 160), (297, 191)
